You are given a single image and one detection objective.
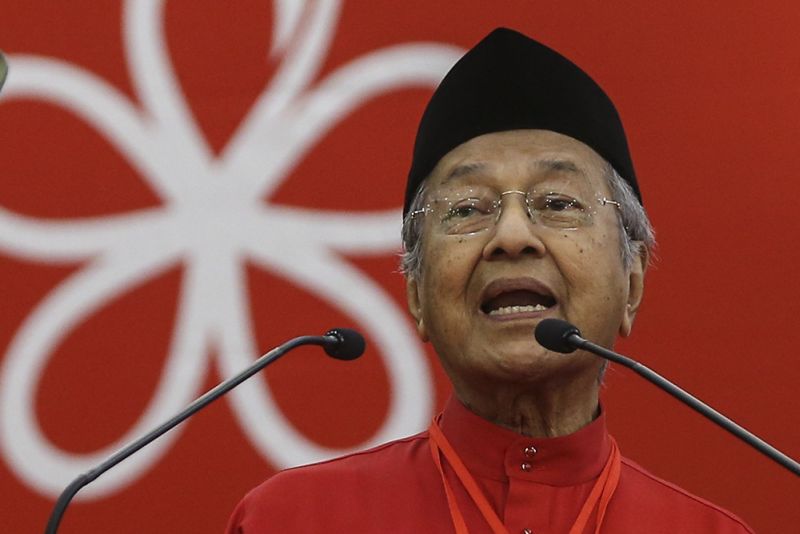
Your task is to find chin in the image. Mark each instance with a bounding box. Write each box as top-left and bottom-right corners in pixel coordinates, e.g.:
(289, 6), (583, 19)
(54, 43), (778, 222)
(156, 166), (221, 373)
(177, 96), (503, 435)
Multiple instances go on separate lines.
(485, 348), (599, 384)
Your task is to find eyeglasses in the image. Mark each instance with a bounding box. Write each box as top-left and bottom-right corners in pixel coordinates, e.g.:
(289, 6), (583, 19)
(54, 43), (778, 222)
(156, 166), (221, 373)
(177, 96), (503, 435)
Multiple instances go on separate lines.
(410, 184), (620, 235)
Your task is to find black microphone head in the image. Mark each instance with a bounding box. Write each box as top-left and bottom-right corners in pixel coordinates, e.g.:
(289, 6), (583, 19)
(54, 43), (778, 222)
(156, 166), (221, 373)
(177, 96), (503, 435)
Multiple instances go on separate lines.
(534, 319), (581, 353)
(323, 328), (366, 360)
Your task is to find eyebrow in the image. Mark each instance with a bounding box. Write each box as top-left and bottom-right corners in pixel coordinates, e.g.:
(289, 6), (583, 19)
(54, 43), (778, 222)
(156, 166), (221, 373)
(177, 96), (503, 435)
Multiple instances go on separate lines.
(534, 158), (583, 175)
(442, 162), (488, 184)
(440, 158), (585, 186)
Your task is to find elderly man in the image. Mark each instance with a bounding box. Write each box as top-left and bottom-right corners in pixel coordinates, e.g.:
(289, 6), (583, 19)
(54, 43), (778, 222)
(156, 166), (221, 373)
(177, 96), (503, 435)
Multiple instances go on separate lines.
(227, 28), (753, 533)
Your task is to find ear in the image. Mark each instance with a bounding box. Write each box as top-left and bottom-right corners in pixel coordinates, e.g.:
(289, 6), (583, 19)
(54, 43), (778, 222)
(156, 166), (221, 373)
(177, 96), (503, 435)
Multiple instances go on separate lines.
(619, 243), (649, 337)
(405, 276), (429, 341)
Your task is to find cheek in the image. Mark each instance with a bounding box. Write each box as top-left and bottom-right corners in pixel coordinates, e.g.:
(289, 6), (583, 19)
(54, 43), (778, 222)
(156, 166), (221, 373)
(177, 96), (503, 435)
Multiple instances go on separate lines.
(421, 239), (474, 294)
(418, 239), (480, 333)
(587, 242), (630, 319)
(555, 231), (627, 298)
(552, 232), (593, 280)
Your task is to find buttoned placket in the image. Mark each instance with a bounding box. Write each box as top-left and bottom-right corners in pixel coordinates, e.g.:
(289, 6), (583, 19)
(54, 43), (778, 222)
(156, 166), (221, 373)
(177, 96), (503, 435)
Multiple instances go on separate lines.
(520, 445), (537, 472)
(513, 444), (540, 534)
(436, 397), (613, 534)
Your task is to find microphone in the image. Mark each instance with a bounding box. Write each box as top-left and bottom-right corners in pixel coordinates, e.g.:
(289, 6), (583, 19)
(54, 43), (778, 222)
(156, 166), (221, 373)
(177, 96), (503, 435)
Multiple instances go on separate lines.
(534, 318), (580, 354)
(534, 318), (800, 477)
(322, 328), (366, 360)
(45, 328), (366, 534)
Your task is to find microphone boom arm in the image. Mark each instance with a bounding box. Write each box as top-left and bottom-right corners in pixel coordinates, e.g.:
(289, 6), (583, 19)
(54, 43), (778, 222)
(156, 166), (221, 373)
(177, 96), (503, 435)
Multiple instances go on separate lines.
(568, 332), (800, 477)
(45, 332), (355, 534)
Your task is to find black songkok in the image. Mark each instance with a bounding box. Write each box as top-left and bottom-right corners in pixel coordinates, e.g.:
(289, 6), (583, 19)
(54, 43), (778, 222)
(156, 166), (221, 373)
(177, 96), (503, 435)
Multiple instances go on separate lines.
(404, 28), (640, 215)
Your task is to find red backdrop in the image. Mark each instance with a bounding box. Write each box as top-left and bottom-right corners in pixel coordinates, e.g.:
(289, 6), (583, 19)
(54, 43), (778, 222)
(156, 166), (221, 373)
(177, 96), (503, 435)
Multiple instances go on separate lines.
(1, 1), (798, 533)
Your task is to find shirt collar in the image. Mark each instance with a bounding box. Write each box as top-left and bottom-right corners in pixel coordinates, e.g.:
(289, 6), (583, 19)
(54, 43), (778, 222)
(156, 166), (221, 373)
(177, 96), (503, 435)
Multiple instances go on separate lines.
(438, 396), (611, 486)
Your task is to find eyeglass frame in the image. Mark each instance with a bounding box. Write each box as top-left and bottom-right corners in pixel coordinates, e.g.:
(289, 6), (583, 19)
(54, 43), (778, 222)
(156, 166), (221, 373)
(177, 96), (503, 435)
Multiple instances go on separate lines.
(408, 186), (621, 236)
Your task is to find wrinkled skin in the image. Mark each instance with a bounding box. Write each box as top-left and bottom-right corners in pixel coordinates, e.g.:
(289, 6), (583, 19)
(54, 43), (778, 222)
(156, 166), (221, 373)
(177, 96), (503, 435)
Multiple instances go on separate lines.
(406, 130), (647, 437)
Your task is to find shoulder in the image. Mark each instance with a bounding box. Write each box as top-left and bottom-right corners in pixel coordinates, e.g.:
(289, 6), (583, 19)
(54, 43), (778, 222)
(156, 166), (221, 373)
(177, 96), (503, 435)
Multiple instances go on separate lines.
(257, 430), (430, 491)
(615, 456), (755, 533)
(227, 431), (437, 532)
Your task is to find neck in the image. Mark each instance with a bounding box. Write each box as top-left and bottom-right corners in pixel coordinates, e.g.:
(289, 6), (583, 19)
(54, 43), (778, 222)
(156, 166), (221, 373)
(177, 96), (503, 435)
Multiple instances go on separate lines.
(453, 373), (601, 438)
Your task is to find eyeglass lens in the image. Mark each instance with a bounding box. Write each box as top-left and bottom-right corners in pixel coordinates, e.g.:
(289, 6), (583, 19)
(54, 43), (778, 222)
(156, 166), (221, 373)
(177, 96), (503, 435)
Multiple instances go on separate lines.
(428, 176), (599, 235)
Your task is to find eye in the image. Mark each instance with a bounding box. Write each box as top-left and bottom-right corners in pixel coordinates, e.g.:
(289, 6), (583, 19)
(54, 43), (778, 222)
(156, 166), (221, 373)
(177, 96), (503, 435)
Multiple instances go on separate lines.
(535, 193), (585, 213)
(442, 198), (493, 221)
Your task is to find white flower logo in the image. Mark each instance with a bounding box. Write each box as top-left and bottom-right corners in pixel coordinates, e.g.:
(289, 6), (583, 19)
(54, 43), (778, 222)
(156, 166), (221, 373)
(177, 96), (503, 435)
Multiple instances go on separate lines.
(0, 0), (461, 499)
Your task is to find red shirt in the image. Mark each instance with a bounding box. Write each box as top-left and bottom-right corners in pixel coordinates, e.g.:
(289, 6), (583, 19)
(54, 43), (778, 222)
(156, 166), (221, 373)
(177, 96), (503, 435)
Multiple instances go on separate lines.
(227, 397), (754, 533)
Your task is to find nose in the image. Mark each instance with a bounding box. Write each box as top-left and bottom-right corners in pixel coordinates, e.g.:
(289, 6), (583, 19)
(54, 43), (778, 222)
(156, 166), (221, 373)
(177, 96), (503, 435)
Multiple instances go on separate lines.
(481, 191), (547, 260)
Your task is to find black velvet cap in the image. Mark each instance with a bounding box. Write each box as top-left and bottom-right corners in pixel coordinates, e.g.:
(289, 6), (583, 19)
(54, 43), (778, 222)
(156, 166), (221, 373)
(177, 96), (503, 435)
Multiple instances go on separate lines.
(404, 28), (640, 215)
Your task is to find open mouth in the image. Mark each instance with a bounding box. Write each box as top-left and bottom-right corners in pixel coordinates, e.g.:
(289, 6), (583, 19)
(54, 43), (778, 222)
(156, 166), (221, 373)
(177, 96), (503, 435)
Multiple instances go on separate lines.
(480, 280), (557, 318)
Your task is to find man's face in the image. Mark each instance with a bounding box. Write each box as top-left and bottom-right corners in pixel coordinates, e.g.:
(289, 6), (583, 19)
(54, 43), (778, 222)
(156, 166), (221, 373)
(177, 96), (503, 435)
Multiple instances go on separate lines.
(406, 130), (645, 387)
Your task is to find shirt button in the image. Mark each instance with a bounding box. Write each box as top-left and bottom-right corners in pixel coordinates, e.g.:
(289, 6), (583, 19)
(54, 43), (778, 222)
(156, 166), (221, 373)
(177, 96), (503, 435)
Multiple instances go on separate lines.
(522, 529), (533, 534)
(523, 445), (537, 457)
(521, 462), (532, 471)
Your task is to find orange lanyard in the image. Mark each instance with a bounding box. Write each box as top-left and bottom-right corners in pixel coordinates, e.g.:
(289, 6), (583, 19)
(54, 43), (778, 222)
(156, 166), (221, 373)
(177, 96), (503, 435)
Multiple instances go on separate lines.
(428, 417), (621, 534)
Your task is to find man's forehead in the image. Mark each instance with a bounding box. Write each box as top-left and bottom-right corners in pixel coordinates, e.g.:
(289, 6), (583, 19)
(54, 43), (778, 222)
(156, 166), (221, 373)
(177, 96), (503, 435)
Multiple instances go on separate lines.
(444, 159), (583, 180)
(431, 130), (606, 187)
(438, 159), (587, 188)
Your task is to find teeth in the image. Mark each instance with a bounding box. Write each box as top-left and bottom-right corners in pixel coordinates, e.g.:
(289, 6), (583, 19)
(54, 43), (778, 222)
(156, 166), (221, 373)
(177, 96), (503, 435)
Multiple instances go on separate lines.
(488, 304), (547, 316)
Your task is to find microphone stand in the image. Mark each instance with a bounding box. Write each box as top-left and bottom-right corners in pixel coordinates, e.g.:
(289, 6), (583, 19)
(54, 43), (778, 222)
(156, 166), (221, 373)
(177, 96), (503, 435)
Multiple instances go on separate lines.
(45, 332), (353, 534)
(567, 333), (800, 477)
